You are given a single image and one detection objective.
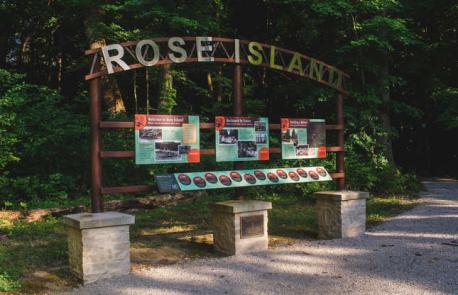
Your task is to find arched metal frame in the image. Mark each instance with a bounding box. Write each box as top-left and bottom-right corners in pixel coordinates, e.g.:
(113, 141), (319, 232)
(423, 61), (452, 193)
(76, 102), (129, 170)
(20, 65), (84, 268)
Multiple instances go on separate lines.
(85, 37), (348, 212)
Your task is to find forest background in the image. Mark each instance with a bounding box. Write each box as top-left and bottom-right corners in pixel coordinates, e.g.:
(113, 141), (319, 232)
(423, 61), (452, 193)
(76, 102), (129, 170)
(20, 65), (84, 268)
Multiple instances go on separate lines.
(1, 0), (457, 207)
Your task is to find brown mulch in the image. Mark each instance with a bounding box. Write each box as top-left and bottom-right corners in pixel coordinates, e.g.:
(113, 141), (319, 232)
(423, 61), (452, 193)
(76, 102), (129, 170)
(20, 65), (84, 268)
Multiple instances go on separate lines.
(0, 192), (200, 223)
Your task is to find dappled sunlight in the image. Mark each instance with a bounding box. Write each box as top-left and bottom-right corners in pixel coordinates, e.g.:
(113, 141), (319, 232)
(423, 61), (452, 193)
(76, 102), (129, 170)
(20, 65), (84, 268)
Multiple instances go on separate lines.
(394, 213), (458, 220)
(138, 224), (198, 236)
(367, 231), (457, 240)
(269, 248), (372, 264)
(90, 180), (457, 294)
(176, 233), (213, 244)
(74, 241), (449, 295)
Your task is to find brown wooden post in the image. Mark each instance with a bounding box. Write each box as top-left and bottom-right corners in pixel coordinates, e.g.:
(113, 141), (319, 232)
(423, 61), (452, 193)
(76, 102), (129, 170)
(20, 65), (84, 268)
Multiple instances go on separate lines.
(89, 60), (103, 212)
(336, 93), (345, 190)
(233, 65), (243, 116)
(233, 64), (244, 199)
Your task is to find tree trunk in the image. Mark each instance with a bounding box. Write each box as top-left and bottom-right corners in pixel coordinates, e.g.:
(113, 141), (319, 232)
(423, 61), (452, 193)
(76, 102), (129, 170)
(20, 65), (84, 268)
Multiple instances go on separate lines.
(158, 64), (176, 114)
(378, 52), (395, 165)
(103, 72), (126, 113)
(84, 9), (126, 114)
(216, 65), (223, 102)
(18, 36), (31, 69)
(207, 71), (214, 93)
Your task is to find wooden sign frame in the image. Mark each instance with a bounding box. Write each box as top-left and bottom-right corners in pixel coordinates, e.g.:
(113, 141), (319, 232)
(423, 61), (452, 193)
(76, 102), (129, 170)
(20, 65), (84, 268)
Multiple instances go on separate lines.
(85, 36), (347, 212)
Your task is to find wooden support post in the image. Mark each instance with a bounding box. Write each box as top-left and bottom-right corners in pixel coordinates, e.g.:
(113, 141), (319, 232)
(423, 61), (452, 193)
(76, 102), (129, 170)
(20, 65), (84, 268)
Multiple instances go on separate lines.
(89, 63), (103, 212)
(233, 64), (244, 199)
(233, 65), (243, 116)
(336, 93), (345, 190)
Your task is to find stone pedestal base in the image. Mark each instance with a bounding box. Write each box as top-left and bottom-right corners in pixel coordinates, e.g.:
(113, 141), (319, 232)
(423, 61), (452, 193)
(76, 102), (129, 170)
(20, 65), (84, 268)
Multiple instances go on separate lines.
(63, 212), (135, 284)
(212, 200), (272, 255)
(314, 191), (369, 239)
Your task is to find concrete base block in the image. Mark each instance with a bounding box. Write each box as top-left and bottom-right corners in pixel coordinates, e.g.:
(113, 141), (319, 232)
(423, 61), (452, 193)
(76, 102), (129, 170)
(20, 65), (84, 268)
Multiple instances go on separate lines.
(314, 191), (369, 239)
(63, 212), (135, 284)
(212, 200), (272, 255)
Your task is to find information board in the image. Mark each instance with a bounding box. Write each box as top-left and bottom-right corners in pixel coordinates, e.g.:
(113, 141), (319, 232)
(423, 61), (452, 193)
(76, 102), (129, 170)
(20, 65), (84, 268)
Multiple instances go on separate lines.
(281, 118), (326, 159)
(135, 114), (200, 164)
(215, 116), (269, 162)
(171, 166), (332, 191)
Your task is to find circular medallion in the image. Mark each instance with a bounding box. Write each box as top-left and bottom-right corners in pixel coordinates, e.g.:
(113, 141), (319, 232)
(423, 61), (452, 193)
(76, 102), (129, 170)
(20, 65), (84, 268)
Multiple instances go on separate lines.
(288, 171), (300, 181)
(254, 170), (266, 180)
(267, 172), (279, 183)
(296, 168), (308, 178)
(230, 171), (242, 182)
(308, 170), (319, 180)
(244, 173), (256, 184)
(316, 167), (327, 177)
(276, 169), (287, 179)
(193, 176), (207, 187)
(219, 175), (232, 186)
(204, 172), (218, 184)
(177, 174), (191, 185)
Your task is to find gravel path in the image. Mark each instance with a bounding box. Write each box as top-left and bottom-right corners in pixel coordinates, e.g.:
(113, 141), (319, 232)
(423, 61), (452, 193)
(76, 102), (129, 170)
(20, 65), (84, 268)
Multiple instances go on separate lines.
(70, 180), (458, 295)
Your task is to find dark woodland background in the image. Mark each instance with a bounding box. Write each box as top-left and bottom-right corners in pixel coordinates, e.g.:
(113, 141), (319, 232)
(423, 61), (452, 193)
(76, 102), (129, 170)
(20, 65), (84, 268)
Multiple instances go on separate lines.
(0, 0), (457, 205)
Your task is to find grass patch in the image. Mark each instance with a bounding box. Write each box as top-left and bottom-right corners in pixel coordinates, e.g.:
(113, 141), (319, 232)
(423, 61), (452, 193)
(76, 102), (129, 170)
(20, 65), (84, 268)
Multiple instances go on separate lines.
(4, 193), (134, 211)
(0, 216), (76, 293)
(367, 195), (418, 226)
(0, 191), (417, 293)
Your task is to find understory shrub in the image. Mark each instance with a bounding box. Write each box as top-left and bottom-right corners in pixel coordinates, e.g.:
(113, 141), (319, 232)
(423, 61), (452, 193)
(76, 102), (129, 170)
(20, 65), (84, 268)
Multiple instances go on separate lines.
(0, 70), (88, 205)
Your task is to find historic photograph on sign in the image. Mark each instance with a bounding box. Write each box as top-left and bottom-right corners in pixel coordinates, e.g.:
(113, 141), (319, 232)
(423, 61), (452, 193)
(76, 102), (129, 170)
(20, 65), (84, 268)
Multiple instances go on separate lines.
(155, 141), (181, 160)
(256, 133), (267, 144)
(135, 114), (200, 164)
(215, 116), (269, 162)
(254, 121), (267, 132)
(281, 128), (299, 145)
(179, 145), (191, 155)
(295, 145), (309, 156)
(238, 141), (258, 158)
(307, 121), (326, 147)
(219, 129), (238, 144)
(139, 128), (162, 142)
(281, 118), (326, 159)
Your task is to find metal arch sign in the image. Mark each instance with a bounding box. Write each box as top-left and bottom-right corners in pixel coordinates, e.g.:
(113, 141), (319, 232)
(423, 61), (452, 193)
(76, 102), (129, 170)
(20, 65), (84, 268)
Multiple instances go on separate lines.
(85, 36), (349, 93)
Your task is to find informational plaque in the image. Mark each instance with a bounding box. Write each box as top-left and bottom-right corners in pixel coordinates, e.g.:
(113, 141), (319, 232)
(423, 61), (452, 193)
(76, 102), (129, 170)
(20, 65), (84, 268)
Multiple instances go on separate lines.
(281, 118), (326, 159)
(135, 114), (200, 164)
(240, 215), (264, 239)
(215, 116), (269, 162)
(155, 174), (180, 193)
(171, 166), (332, 191)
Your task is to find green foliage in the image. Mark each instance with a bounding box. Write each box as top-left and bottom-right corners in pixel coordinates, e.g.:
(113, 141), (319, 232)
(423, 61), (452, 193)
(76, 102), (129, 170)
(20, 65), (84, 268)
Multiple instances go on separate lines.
(0, 272), (20, 292)
(433, 87), (458, 129)
(1, 0), (456, 204)
(0, 75), (88, 204)
(345, 127), (421, 194)
(0, 70), (25, 97)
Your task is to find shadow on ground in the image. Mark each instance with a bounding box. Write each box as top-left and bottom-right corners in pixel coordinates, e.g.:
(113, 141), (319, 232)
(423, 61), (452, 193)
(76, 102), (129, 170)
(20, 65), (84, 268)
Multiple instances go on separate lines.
(70, 180), (458, 294)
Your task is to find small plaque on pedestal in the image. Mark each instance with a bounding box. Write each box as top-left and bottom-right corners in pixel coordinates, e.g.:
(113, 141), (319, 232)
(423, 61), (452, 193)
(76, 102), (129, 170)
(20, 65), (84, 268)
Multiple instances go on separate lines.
(240, 215), (264, 239)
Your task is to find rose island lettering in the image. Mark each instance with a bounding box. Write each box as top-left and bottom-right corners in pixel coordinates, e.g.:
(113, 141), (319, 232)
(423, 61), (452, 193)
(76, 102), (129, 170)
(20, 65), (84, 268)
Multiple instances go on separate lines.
(96, 37), (347, 92)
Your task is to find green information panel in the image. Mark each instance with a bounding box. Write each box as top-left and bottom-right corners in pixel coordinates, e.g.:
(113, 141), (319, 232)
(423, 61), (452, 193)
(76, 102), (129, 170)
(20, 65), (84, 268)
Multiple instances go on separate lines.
(215, 116), (269, 162)
(172, 166), (332, 191)
(135, 114), (200, 164)
(281, 118), (326, 159)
